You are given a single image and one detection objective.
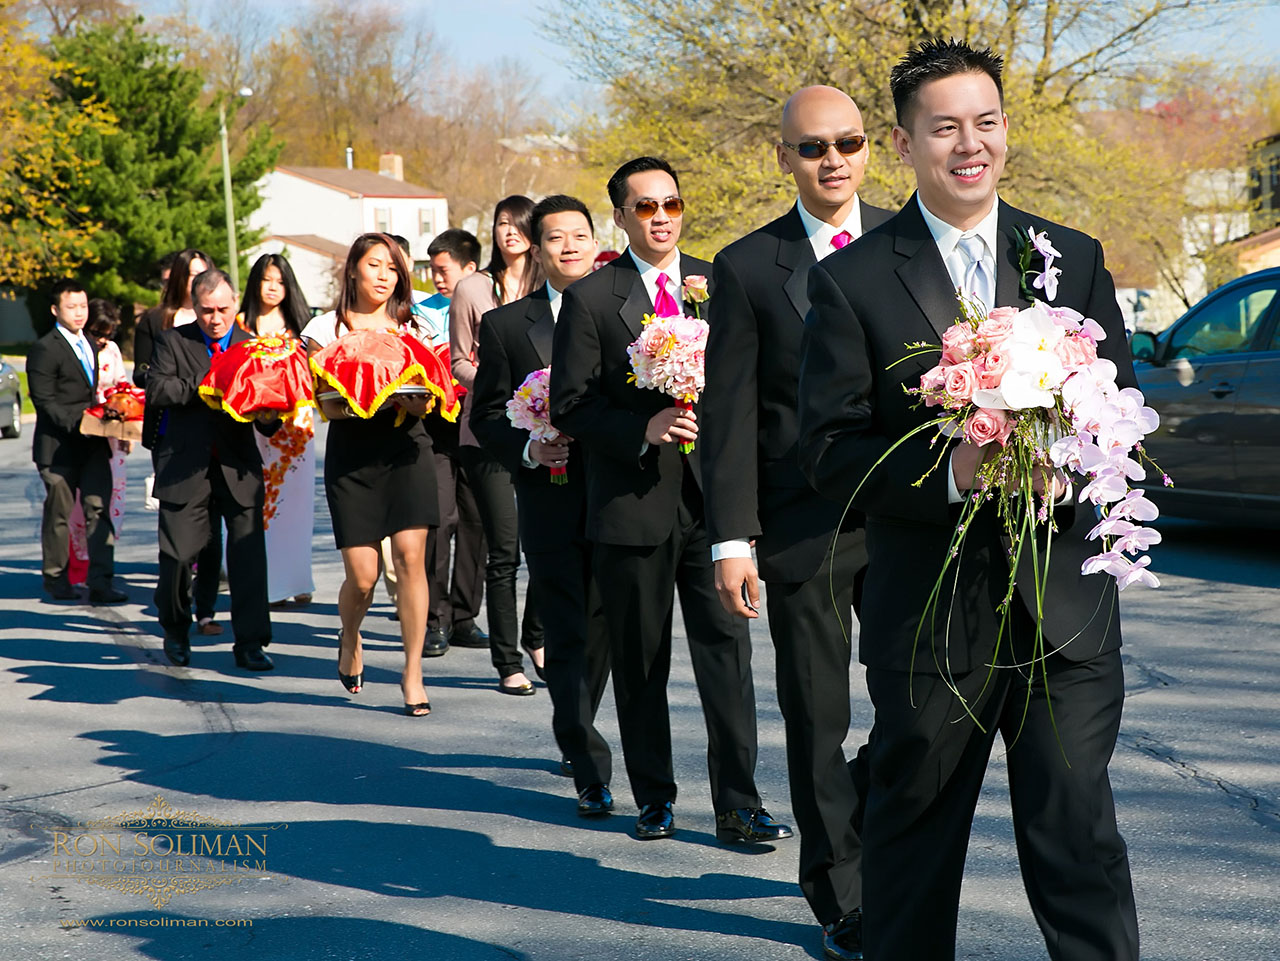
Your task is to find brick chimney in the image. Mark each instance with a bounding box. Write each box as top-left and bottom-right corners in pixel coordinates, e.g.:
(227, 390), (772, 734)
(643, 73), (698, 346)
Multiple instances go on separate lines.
(379, 152), (404, 181)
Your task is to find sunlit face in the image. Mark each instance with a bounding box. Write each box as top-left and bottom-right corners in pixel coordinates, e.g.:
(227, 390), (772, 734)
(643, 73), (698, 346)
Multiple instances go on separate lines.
(612, 169), (682, 265)
(777, 89), (869, 219)
(892, 71), (1007, 230)
(533, 211), (597, 291)
(353, 243), (396, 308)
(51, 290), (89, 335)
(429, 252), (475, 299)
(195, 281), (237, 340)
(259, 263), (285, 310)
(495, 212), (531, 263)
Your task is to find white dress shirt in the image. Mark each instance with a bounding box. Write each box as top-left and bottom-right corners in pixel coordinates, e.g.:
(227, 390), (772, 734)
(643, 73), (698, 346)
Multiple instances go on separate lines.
(56, 323), (95, 384)
(710, 198), (869, 563)
(522, 281), (566, 469)
(628, 248), (683, 312)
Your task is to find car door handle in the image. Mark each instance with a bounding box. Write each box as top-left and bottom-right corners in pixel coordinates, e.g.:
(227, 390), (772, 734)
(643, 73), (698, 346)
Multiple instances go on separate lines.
(1209, 382), (1235, 398)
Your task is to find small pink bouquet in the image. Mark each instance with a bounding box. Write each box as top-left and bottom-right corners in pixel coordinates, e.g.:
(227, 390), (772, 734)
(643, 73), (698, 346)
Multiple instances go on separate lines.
(627, 313), (709, 454)
(506, 367), (567, 484)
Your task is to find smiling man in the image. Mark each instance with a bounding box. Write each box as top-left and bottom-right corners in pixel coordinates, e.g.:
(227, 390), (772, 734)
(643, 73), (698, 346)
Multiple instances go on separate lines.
(702, 85), (890, 961)
(796, 39), (1139, 961)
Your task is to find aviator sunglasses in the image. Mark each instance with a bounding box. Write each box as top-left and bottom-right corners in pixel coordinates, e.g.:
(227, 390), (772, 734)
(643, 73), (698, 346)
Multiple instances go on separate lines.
(780, 135), (868, 159)
(619, 197), (686, 219)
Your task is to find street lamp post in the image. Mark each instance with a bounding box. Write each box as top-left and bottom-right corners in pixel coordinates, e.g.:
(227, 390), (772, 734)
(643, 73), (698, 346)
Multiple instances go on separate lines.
(218, 87), (253, 293)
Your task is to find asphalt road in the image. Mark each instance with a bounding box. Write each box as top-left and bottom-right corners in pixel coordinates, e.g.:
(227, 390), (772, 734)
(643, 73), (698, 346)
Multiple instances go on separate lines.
(0, 419), (1276, 961)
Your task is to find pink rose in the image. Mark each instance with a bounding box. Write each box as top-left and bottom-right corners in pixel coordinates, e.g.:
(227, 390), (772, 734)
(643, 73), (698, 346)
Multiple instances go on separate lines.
(977, 308), (1017, 348)
(919, 364), (947, 406)
(940, 324), (978, 364)
(942, 361), (978, 406)
(977, 348), (1009, 389)
(1054, 334), (1097, 369)
(964, 407), (1014, 447)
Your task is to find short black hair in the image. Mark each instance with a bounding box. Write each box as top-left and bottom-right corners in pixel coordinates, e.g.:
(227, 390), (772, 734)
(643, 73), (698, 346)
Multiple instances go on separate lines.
(389, 234), (412, 258)
(191, 268), (235, 304)
(606, 156), (680, 209)
(50, 278), (86, 305)
(530, 195), (594, 245)
(890, 38), (1004, 128)
(426, 228), (481, 269)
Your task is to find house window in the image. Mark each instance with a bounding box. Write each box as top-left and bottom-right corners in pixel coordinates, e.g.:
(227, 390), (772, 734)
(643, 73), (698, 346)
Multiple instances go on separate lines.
(374, 207), (391, 233)
(419, 208), (435, 236)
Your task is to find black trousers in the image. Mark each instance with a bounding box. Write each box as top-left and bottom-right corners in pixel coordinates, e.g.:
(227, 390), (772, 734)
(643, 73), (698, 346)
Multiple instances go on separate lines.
(593, 474), (760, 812)
(155, 465), (272, 651)
(457, 444), (542, 677)
(862, 635), (1138, 961)
(526, 541), (612, 789)
(39, 454), (114, 592)
(150, 447), (221, 621)
(764, 529), (868, 925)
(425, 446), (484, 632)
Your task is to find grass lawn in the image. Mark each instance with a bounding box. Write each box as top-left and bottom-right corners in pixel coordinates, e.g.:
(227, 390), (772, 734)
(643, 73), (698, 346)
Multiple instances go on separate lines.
(17, 372), (34, 414)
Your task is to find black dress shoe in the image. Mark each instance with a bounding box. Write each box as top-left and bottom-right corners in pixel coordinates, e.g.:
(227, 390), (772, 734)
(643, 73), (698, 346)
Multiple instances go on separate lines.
(822, 908), (863, 961)
(558, 757), (574, 778)
(89, 586), (128, 604)
(162, 635), (190, 667)
(424, 627), (449, 657)
(634, 801), (675, 839)
(233, 647), (274, 671)
(715, 806), (794, 844)
(449, 623), (490, 648)
(577, 783), (613, 817)
(44, 582), (79, 601)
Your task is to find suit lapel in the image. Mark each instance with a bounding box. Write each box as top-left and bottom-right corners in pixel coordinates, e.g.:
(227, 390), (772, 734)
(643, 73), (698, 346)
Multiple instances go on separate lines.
(995, 201), (1035, 309)
(612, 255), (650, 338)
(55, 331), (95, 387)
(776, 208), (816, 323)
(525, 291), (555, 367)
(894, 200), (963, 340)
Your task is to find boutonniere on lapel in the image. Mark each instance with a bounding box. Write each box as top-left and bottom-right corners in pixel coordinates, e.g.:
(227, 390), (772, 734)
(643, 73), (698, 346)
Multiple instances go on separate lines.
(681, 274), (709, 318)
(626, 302), (710, 455)
(1013, 225), (1062, 302)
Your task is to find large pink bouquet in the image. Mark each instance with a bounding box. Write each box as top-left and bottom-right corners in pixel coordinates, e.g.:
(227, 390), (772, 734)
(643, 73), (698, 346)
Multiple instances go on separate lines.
(506, 367), (567, 484)
(627, 313), (709, 454)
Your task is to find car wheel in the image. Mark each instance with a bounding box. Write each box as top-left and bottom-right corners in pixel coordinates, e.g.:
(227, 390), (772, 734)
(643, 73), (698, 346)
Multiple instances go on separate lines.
(0, 395), (20, 438)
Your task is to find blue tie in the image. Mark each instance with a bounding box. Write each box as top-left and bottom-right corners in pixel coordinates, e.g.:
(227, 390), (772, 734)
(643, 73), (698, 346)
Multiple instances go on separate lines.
(74, 337), (94, 385)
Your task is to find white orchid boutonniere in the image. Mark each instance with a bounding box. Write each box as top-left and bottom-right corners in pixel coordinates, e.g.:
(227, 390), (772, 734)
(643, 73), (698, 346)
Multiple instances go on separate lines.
(1014, 225), (1061, 302)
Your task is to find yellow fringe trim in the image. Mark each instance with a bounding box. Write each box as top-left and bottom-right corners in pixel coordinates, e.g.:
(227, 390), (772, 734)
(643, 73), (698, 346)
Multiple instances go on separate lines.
(198, 382), (316, 424)
(308, 356), (460, 424)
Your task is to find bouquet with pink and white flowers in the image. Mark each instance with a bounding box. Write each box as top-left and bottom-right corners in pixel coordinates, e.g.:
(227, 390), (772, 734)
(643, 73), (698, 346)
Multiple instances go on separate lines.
(626, 299), (709, 454)
(506, 367), (567, 484)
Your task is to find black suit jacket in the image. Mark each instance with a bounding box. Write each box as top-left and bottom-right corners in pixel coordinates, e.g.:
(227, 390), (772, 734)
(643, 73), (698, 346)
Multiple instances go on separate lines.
(470, 287), (589, 552)
(550, 251), (712, 547)
(797, 196), (1137, 672)
(27, 327), (108, 469)
(703, 199), (891, 582)
(147, 324), (278, 505)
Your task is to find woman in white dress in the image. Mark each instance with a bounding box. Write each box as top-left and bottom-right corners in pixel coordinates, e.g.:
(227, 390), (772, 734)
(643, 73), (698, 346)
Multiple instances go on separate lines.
(238, 253), (315, 606)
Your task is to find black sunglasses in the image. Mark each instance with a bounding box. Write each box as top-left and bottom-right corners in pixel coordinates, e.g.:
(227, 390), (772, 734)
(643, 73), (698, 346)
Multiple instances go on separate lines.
(780, 136), (868, 160)
(619, 197), (685, 219)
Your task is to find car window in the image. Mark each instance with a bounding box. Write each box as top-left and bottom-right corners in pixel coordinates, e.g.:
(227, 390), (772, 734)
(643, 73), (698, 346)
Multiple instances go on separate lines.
(1166, 281), (1278, 359)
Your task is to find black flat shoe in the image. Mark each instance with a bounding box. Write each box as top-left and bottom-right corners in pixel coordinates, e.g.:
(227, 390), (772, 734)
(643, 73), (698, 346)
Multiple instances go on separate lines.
(337, 629), (362, 693)
(89, 586), (128, 604)
(715, 806), (794, 844)
(449, 623), (489, 648)
(162, 634), (190, 667)
(233, 647), (274, 671)
(634, 801), (675, 840)
(577, 783), (613, 817)
(497, 677), (535, 696)
(45, 582), (79, 601)
(822, 908), (863, 960)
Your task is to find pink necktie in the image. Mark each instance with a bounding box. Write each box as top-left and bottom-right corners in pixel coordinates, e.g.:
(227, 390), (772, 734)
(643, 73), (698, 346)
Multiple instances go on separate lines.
(831, 230), (853, 250)
(654, 272), (681, 317)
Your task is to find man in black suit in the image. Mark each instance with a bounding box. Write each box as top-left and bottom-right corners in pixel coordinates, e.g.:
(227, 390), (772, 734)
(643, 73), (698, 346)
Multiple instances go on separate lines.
(703, 86), (890, 961)
(550, 156), (791, 844)
(27, 279), (128, 604)
(796, 40), (1139, 961)
(147, 269), (278, 671)
(471, 194), (614, 817)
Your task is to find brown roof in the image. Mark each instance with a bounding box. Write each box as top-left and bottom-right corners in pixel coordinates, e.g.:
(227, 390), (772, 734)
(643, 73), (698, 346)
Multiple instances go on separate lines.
(1226, 224), (1280, 252)
(266, 234), (349, 260)
(276, 166), (443, 198)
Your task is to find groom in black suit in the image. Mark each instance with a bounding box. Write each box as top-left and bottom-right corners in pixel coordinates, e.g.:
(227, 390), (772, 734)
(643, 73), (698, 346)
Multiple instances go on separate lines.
(703, 86), (889, 961)
(550, 157), (790, 844)
(147, 269), (278, 671)
(797, 40), (1139, 960)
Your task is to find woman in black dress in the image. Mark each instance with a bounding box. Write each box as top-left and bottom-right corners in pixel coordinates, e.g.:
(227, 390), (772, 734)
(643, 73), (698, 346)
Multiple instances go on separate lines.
(302, 234), (438, 716)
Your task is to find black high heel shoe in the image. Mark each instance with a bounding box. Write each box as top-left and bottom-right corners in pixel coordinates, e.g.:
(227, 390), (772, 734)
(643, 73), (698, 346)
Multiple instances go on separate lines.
(337, 629), (362, 694)
(400, 680), (431, 717)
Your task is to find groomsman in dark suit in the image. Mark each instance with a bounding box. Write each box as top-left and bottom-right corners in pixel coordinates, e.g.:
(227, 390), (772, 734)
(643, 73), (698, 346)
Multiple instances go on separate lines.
(703, 86), (890, 961)
(471, 194), (615, 817)
(147, 269), (278, 671)
(27, 279), (127, 604)
(550, 156), (791, 844)
(797, 39), (1139, 961)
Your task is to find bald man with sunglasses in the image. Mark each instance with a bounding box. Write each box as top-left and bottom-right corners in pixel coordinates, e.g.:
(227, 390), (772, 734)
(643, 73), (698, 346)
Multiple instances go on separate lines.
(702, 86), (891, 961)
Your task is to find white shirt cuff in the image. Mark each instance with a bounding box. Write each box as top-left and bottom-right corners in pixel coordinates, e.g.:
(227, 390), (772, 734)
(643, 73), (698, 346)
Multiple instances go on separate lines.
(947, 450), (964, 504)
(711, 540), (753, 561)
(521, 439), (537, 469)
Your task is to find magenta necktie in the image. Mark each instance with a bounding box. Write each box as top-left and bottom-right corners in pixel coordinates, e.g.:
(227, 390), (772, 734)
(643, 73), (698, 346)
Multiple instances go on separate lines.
(654, 272), (681, 317)
(831, 230), (853, 250)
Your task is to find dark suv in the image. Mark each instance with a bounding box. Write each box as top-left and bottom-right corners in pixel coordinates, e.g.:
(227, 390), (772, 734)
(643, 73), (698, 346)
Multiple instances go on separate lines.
(1130, 267), (1280, 526)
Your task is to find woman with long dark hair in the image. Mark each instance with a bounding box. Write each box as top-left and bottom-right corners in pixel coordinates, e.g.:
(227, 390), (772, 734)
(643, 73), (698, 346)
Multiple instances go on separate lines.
(134, 248), (225, 637)
(449, 196), (545, 696)
(301, 233), (438, 716)
(239, 253), (315, 606)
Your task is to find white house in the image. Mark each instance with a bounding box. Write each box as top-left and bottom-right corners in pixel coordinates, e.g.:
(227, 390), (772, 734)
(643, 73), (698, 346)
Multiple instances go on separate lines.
(246, 154), (448, 310)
